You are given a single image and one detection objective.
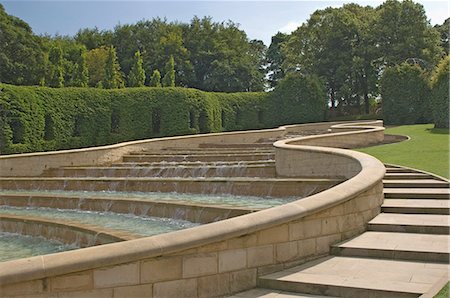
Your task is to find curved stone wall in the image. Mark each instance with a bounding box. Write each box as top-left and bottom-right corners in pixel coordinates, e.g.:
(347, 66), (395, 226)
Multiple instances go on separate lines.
(0, 120), (386, 297)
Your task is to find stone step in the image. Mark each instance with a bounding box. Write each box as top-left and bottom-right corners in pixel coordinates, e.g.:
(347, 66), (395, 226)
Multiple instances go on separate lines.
(122, 153), (274, 163)
(383, 180), (449, 189)
(128, 149), (275, 156)
(384, 188), (450, 199)
(382, 199), (450, 215)
(383, 173), (432, 180)
(112, 160), (275, 167)
(163, 147), (274, 152)
(258, 256), (448, 298)
(199, 142), (274, 148)
(331, 231), (450, 263)
(228, 288), (335, 298)
(0, 177), (341, 198)
(42, 164), (277, 178)
(385, 167), (417, 173)
(368, 213), (450, 234)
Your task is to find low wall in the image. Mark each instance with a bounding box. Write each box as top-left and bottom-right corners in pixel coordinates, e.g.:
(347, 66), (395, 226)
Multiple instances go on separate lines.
(0, 121), (386, 298)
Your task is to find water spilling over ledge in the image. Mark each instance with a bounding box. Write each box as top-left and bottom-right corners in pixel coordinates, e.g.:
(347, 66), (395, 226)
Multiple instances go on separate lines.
(0, 120), (388, 298)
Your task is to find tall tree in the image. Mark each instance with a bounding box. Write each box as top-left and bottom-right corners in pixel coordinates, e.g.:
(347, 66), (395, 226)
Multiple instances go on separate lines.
(434, 18), (449, 56)
(86, 46), (108, 87)
(284, 7), (361, 111)
(71, 46), (89, 87)
(162, 55), (175, 87)
(372, 0), (442, 69)
(127, 50), (146, 87)
(0, 3), (45, 85)
(266, 32), (288, 88)
(74, 27), (112, 50)
(46, 46), (65, 88)
(102, 46), (123, 89)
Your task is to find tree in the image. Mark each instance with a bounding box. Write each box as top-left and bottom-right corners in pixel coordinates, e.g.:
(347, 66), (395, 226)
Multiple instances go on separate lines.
(127, 50), (145, 87)
(150, 70), (162, 87)
(284, 7), (361, 113)
(0, 3), (46, 85)
(70, 46), (89, 87)
(434, 18), (449, 56)
(74, 27), (112, 50)
(46, 46), (65, 88)
(86, 46), (108, 87)
(102, 46), (123, 89)
(372, 0), (442, 68)
(266, 32), (288, 88)
(381, 63), (431, 125)
(162, 55), (175, 87)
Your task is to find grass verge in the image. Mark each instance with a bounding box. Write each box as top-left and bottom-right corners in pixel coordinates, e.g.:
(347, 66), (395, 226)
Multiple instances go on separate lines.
(435, 281), (449, 298)
(356, 124), (449, 179)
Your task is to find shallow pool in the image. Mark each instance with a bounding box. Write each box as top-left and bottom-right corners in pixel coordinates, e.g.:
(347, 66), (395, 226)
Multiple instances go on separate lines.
(0, 190), (297, 209)
(0, 205), (199, 237)
(0, 232), (78, 262)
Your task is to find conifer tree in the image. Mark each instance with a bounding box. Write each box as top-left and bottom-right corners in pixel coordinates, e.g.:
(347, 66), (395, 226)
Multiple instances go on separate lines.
(127, 50), (146, 87)
(71, 47), (89, 87)
(102, 46), (123, 89)
(150, 69), (162, 87)
(162, 56), (175, 87)
(47, 46), (64, 88)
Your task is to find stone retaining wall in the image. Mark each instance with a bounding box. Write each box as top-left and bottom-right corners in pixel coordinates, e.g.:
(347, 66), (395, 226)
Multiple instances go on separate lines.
(0, 120), (386, 297)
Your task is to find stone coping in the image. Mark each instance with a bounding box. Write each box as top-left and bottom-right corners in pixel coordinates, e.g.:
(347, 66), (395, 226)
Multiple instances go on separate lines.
(0, 120), (386, 285)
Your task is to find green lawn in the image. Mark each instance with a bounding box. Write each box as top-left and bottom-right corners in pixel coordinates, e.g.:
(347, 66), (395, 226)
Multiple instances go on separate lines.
(435, 282), (449, 298)
(356, 124), (449, 179)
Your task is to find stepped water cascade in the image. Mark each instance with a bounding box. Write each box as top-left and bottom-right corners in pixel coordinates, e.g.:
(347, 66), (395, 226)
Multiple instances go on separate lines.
(0, 129), (342, 263)
(2, 120), (445, 298)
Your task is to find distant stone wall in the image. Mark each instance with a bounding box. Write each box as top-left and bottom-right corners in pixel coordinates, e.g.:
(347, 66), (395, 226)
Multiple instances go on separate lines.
(0, 120), (386, 297)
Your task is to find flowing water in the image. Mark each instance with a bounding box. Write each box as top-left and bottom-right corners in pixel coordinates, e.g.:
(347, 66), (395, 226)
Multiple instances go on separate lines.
(0, 232), (78, 262)
(0, 205), (199, 237)
(0, 190), (297, 209)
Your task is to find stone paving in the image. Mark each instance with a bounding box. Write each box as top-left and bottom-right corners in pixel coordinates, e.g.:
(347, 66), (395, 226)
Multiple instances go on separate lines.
(234, 165), (450, 297)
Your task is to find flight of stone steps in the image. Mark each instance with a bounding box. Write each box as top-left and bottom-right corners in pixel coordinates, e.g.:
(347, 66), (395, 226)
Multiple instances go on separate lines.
(231, 165), (450, 298)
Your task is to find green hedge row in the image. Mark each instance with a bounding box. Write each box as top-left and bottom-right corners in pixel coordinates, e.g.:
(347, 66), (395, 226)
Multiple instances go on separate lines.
(0, 82), (327, 154)
(430, 56), (449, 129)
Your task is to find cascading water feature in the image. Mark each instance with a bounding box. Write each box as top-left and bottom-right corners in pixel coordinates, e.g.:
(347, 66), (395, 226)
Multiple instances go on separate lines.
(0, 138), (344, 262)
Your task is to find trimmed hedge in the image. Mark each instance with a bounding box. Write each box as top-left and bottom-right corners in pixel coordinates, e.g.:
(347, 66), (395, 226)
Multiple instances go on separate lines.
(381, 63), (432, 125)
(430, 56), (449, 129)
(0, 79), (326, 154)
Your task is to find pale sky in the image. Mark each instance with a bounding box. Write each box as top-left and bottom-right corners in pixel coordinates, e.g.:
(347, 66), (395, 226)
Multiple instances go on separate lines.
(2, 1), (449, 45)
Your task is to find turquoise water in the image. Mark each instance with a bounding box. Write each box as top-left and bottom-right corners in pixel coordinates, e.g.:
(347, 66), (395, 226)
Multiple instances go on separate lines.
(0, 232), (78, 262)
(0, 206), (199, 237)
(0, 190), (297, 209)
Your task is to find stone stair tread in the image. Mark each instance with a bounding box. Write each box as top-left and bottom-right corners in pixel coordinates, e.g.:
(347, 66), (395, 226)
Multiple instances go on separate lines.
(385, 167), (418, 173)
(259, 256), (448, 295)
(383, 179), (448, 184)
(382, 199), (450, 208)
(228, 288), (334, 298)
(369, 213), (450, 227)
(383, 180), (449, 188)
(384, 188), (450, 199)
(334, 231), (450, 254)
(384, 173), (430, 178)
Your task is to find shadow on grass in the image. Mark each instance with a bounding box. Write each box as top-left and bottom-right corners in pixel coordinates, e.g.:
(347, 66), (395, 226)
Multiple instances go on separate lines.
(427, 128), (449, 135)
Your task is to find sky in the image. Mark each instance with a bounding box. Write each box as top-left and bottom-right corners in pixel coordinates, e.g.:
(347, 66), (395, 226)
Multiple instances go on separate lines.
(1, 0), (449, 46)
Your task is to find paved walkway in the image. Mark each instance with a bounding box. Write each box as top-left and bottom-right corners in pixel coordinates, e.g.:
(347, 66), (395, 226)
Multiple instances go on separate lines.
(233, 165), (450, 298)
